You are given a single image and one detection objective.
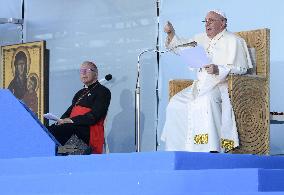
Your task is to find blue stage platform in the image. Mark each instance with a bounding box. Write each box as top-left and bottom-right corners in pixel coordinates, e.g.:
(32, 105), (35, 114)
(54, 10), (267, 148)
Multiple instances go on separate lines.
(0, 90), (56, 159)
(1, 89), (284, 194)
(1, 151), (284, 194)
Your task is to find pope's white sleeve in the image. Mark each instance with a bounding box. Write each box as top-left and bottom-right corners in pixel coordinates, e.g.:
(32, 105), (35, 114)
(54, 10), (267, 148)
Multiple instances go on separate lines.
(165, 35), (193, 54)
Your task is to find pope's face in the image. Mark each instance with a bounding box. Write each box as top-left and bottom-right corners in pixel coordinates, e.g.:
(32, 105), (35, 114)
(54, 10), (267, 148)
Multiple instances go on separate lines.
(80, 63), (97, 86)
(205, 11), (226, 39)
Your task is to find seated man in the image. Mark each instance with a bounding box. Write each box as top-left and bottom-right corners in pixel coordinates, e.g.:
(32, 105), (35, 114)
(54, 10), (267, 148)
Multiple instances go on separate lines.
(161, 10), (252, 152)
(48, 61), (111, 154)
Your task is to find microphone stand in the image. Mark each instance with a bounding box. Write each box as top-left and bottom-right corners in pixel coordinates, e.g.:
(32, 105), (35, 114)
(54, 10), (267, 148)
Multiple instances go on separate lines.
(135, 42), (197, 152)
(135, 49), (165, 152)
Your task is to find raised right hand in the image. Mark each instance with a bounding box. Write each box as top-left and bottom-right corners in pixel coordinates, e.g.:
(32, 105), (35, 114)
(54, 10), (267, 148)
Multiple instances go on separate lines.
(164, 21), (175, 45)
(164, 21), (175, 35)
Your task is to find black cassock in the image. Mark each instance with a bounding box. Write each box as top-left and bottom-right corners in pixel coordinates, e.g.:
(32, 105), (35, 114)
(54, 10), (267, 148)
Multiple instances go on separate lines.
(48, 81), (111, 146)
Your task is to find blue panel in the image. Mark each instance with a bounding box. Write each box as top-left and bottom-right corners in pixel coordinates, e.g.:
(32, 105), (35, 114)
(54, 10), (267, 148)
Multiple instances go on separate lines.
(2, 152), (284, 175)
(0, 169), (260, 194)
(259, 169), (284, 192)
(0, 89), (56, 158)
(0, 0), (22, 18)
(0, 152), (177, 175)
(1, 152), (284, 194)
(174, 152), (284, 170)
(0, 0), (22, 46)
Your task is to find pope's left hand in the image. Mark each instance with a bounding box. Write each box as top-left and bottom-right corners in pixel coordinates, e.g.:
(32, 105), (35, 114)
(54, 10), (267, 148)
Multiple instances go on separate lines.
(204, 64), (219, 75)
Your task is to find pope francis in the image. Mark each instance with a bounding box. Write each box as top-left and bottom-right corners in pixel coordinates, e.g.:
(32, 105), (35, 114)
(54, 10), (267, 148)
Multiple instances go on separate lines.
(161, 10), (252, 153)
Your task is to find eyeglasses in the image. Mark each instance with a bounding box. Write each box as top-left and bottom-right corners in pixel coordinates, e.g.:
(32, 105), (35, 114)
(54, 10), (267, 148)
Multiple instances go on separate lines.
(79, 68), (95, 74)
(202, 18), (222, 24)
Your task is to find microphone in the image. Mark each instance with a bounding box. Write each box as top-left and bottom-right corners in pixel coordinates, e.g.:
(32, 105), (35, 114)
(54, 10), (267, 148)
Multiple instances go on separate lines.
(171, 41), (197, 49)
(138, 41), (197, 57)
(99, 74), (112, 83)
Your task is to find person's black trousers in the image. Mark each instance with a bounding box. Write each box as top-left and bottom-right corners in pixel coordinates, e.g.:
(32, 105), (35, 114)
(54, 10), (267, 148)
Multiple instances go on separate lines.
(48, 123), (90, 145)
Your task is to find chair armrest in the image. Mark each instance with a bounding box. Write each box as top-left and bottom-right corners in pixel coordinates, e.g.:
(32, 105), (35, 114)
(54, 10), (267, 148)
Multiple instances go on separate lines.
(228, 74), (270, 154)
(169, 79), (194, 100)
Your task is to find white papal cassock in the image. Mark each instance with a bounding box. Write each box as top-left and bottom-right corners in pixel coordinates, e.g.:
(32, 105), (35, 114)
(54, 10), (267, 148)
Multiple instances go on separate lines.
(161, 29), (252, 152)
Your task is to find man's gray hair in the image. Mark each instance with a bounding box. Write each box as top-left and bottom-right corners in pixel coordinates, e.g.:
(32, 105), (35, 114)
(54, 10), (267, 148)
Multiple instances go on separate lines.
(82, 61), (98, 75)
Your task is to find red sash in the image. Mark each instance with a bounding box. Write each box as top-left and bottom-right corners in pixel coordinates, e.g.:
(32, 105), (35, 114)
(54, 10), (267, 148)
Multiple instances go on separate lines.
(70, 106), (105, 154)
